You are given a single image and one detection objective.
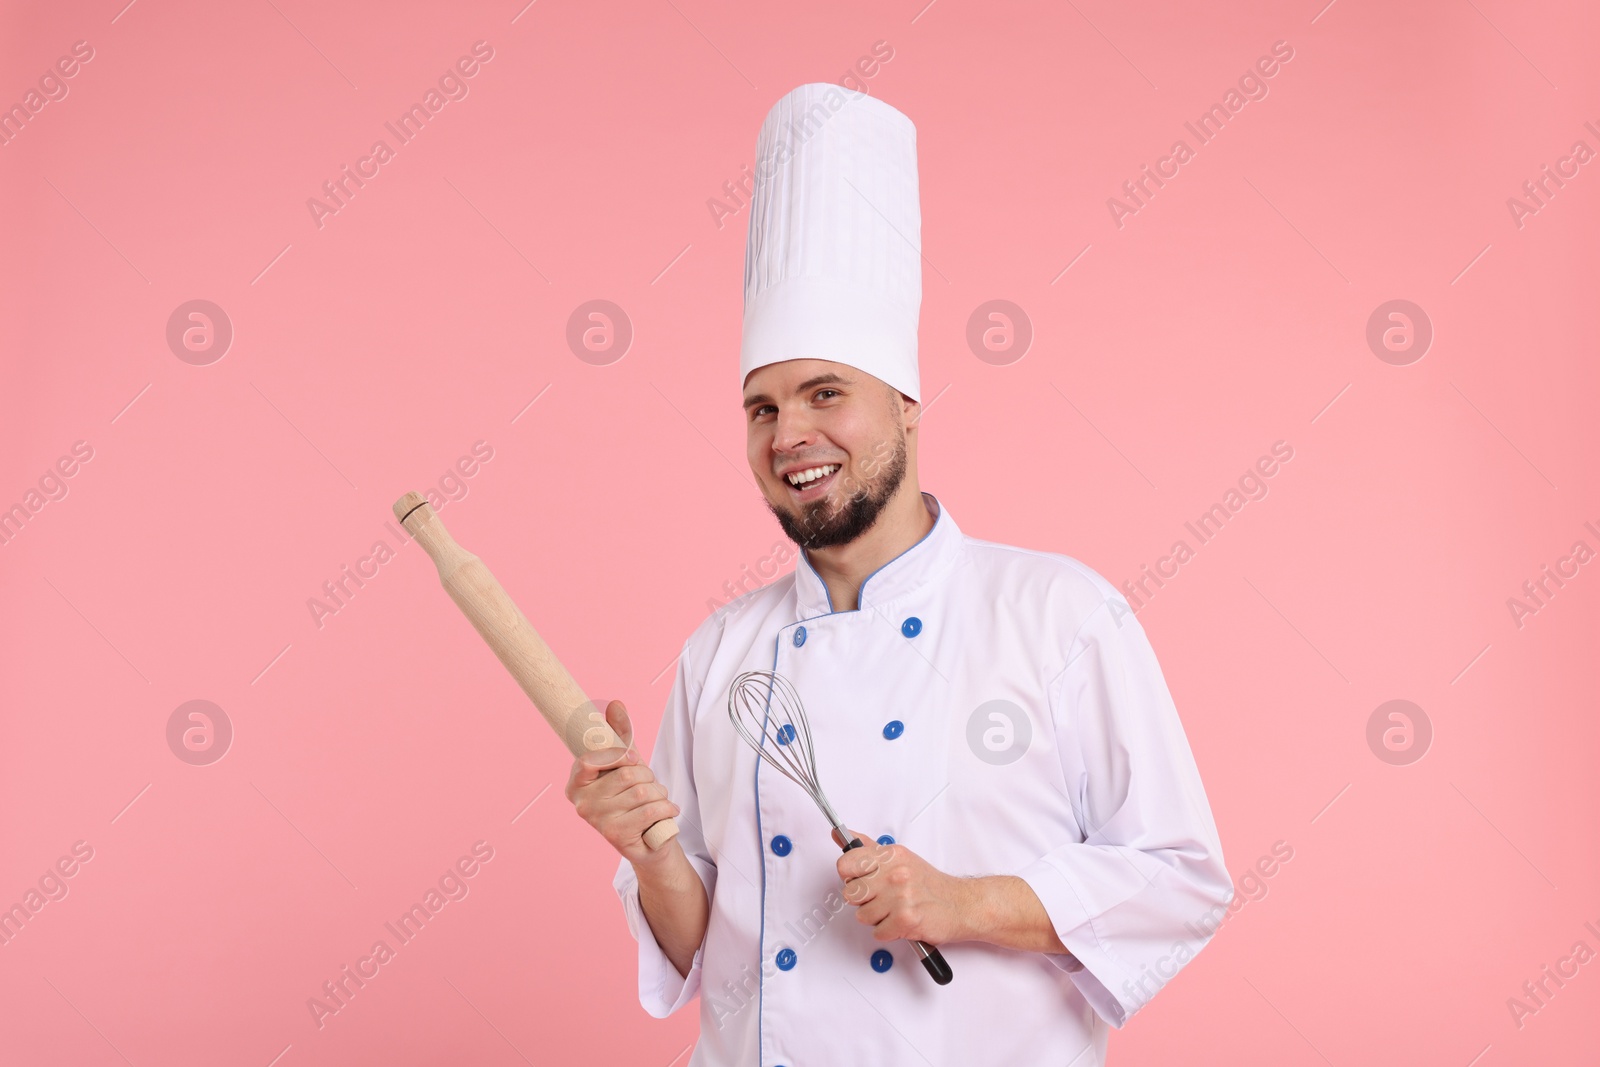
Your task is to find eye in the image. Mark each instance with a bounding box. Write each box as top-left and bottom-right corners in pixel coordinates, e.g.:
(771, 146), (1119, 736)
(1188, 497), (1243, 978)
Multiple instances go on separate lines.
(815, 389), (840, 401)
(751, 404), (776, 420)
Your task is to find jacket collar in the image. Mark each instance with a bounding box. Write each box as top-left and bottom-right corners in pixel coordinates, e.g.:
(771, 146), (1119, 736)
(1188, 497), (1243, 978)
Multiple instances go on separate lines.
(792, 492), (964, 618)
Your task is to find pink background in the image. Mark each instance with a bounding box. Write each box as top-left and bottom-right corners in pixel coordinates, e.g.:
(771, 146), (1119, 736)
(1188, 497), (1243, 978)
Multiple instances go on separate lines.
(2, 0), (1597, 1064)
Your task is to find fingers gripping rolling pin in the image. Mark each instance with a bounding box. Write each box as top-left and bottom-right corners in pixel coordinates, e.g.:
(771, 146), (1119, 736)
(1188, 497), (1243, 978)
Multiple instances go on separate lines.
(393, 491), (680, 851)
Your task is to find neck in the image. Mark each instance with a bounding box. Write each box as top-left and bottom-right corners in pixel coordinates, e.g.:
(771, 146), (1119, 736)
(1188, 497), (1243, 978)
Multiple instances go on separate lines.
(803, 483), (936, 612)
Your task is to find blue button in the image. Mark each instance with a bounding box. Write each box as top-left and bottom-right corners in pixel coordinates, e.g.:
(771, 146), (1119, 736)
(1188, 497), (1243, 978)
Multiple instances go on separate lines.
(776, 723), (796, 745)
(776, 948), (797, 971)
(901, 617), (922, 638)
(871, 949), (894, 973)
(771, 834), (792, 856)
(793, 626), (807, 647)
(882, 720), (904, 740)
(877, 834), (895, 845)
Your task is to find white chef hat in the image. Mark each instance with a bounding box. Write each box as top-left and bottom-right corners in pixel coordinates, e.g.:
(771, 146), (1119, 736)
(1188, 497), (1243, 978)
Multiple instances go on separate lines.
(740, 83), (922, 402)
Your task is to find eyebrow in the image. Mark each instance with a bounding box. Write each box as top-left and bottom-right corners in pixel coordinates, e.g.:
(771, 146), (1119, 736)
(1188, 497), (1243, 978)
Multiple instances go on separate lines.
(743, 372), (853, 409)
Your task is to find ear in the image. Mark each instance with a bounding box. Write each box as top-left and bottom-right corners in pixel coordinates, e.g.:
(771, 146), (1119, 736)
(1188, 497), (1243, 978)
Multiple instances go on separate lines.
(898, 390), (923, 430)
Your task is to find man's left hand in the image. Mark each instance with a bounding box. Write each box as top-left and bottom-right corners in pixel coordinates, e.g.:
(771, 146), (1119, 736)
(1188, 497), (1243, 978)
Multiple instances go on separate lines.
(833, 827), (976, 944)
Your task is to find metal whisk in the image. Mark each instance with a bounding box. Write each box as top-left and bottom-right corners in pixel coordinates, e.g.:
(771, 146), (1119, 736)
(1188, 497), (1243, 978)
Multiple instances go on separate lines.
(727, 669), (954, 986)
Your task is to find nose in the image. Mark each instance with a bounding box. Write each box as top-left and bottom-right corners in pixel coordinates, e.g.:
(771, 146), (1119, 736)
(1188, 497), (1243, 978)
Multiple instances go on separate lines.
(770, 405), (819, 458)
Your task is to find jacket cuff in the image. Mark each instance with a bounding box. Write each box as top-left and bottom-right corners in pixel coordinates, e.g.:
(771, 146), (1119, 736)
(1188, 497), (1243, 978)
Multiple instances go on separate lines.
(1015, 852), (1132, 1029)
(615, 855), (714, 1018)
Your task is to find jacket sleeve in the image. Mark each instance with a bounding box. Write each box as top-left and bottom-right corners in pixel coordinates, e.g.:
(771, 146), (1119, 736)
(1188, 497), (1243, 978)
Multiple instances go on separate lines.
(611, 637), (718, 1018)
(1014, 596), (1233, 1028)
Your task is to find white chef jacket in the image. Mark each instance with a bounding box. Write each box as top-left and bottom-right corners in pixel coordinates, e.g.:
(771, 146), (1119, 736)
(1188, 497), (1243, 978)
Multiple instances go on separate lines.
(613, 492), (1231, 1066)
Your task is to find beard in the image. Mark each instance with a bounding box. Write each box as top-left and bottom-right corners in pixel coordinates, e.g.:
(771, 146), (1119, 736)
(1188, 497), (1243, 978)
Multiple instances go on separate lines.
(766, 434), (909, 550)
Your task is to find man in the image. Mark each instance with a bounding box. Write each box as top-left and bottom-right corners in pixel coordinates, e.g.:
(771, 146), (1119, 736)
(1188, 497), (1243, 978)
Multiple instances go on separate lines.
(565, 83), (1231, 1065)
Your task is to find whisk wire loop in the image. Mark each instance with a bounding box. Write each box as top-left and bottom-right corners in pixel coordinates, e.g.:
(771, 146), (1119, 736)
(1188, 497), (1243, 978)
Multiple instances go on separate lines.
(727, 669), (849, 835)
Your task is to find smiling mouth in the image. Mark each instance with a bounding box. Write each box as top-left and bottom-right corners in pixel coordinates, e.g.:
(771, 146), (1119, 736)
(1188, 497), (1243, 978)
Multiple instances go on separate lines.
(783, 463), (841, 498)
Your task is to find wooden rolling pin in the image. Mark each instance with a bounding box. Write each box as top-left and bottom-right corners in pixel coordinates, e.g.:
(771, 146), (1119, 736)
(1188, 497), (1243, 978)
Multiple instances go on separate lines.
(393, 491), (679, 851)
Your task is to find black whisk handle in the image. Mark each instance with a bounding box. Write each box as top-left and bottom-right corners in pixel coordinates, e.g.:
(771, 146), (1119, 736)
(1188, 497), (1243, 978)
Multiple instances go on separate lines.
(912, 941), (954, 984)
(838, 837), (955, 986)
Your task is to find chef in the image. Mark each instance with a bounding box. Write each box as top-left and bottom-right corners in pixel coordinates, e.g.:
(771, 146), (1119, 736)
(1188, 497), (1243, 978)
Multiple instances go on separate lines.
(566, 83), (1232, 1066)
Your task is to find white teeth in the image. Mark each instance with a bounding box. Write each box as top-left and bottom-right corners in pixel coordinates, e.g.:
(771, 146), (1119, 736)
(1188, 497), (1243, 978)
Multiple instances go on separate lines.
(786, 464), (839, 487)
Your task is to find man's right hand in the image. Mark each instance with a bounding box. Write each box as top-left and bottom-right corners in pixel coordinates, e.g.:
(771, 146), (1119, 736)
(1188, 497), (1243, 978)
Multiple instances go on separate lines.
(564, 699), (682, 867)
(568, 699), (708, 980)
